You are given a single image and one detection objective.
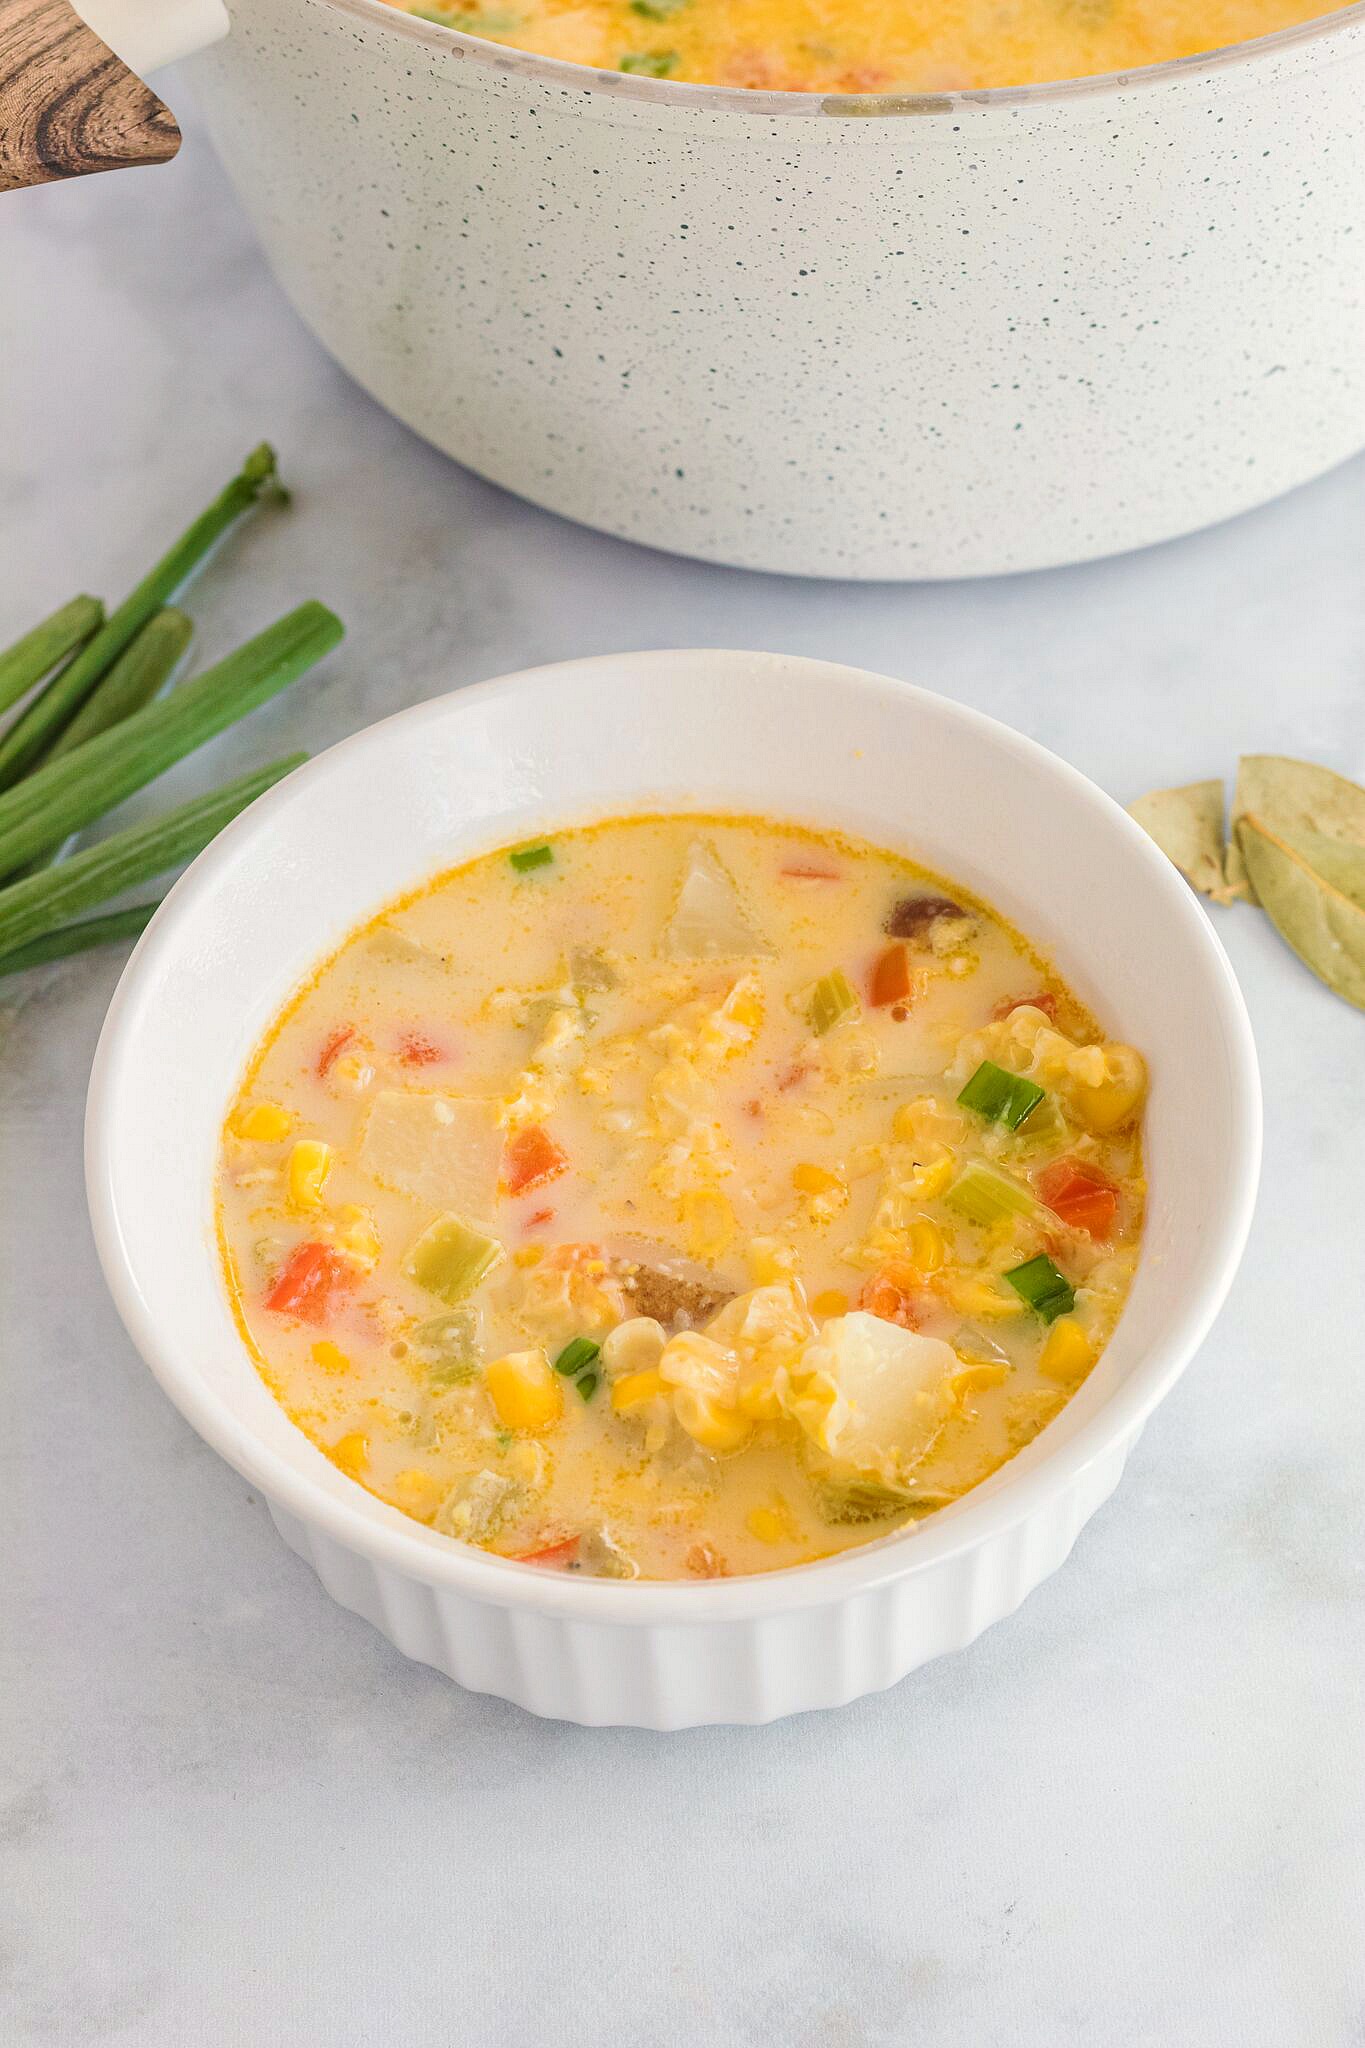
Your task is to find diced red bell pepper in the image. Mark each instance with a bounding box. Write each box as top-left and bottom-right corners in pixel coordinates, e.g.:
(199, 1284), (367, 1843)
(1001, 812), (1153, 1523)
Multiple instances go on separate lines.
(993, 991), (1058, 1022)
(265, 1242), (357, 1324)
(317, 1024), (357, 1077)
(869, 942), (913, 1008)
(513, 1536), (580, 1570)
(1035, 1158), (1119, 1240)
(858, 1261), (925, 1331)
(503, 1124), (569, 1196)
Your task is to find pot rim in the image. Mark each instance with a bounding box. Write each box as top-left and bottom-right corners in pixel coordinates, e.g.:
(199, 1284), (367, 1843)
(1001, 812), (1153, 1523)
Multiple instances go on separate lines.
(318, 0), (1365, 116)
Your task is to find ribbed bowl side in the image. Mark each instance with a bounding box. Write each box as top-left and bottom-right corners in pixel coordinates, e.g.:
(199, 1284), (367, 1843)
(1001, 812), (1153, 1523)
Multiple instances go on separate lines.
(265, 1432), (1134, 1728)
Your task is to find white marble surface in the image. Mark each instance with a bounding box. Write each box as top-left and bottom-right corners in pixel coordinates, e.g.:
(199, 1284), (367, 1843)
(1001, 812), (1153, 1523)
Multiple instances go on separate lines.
(3, 80), (1364, 2048)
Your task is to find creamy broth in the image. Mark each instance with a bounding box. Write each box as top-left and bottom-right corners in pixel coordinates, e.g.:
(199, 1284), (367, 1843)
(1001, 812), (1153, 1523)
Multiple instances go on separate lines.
(393, 0), (1331, 93)
(217, 815), (1146, 1581)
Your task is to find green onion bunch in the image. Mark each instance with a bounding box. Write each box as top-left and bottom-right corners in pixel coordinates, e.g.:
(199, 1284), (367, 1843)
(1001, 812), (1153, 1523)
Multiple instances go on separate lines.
(0, 446), (343, 981)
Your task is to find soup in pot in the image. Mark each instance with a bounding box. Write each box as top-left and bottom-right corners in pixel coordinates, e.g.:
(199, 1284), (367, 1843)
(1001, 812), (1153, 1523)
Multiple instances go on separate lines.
(217, 815), (1146, 1580)
(393, 0), (1330, 93)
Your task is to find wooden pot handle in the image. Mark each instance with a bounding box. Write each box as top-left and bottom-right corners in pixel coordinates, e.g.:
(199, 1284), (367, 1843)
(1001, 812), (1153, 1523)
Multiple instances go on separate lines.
(0, 0), (181, 192)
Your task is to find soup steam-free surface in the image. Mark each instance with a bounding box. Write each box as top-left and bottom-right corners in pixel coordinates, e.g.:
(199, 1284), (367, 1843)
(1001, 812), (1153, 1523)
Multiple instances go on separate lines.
(217, 815), (1145, 1581)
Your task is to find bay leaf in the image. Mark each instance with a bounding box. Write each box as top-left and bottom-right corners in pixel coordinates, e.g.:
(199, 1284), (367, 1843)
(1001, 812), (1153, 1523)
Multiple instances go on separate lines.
(1127, 781), (1228, 897)
(1236, 813), (1365, 1010)
(1231, 754), (1365, 906)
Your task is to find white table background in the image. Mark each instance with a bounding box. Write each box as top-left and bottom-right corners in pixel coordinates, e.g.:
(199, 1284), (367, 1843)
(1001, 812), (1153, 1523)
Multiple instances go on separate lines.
(3, 76), (1363, 2048)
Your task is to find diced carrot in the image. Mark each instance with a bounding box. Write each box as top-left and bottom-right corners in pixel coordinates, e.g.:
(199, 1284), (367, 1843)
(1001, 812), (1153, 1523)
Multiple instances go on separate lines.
(513, 1535), (580, 1569)
(781, 863), (842, 882)
(317, 1025), (357, 1077)
(858, 1259), (925, 1330)
(396, 1031), (445, 1066)
(265, 1242), (357, 1324)
(993, 991), (1058, 1022)
(869, 942), (913, 1008)
(1035, 1158), (1119, 1240)
(503, 1124), (569, 1195)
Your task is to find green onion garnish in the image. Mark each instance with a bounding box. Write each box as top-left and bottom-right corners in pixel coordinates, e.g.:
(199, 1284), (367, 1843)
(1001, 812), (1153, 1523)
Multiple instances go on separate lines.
(0, 595), (103, 721)
(957, 1060), (1045, 1130)
(807, 969), (858, 1037)
(1003, 1254), (1076, 1323)
(944, 1163), (1036, 1228)
(630, 0), (687, 17)
(575, 1371), (600, 1401)
(509, 842), (553, 873)
(553, 1336), (601, 1378)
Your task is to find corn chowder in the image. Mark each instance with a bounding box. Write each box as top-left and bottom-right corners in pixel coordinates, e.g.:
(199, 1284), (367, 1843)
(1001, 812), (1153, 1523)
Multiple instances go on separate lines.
(394, 0), (1331, 93)
(217, 816), (1146, 1581)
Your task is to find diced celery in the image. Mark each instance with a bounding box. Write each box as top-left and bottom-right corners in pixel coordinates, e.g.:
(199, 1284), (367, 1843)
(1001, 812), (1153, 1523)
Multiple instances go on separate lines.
(807, 970), (859, 1037)
(811, 1472), (917, 1526)
(404, 1213), (502, 1306)
(944, 1163), (1037, 1227)
(411, 1306), (483, 1384)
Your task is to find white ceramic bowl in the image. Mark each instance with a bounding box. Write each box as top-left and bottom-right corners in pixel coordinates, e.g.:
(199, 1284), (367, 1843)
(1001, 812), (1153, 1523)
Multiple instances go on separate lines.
(86, 650), (1260, 1726)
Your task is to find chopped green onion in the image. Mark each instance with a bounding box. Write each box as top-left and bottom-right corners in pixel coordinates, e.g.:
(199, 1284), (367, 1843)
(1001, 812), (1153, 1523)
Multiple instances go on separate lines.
(0, 756), (304, 960)
(553, 1336), (601, 1378)
(944, 1163), (1037, 1228)
(0, 602), (341, 881)
(807, 969), (859, 1037)
(630, 0), (687, 16)
(1003, 1254), (1076, 1323)
(404, 1213), (503, 1306)
(575, 1371), (600, 1401)
(0, 902), (159, 981)
(957, 1060), (1045, 1130)
(0, 446), (283, 791)
(619, 49), (676, 73)
(509, 842), (553, 873)
(0, 595), (103, 720)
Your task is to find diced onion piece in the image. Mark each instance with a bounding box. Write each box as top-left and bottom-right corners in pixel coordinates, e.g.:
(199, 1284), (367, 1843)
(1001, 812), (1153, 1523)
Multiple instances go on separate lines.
(404, 1213), (503, 1306)
(807, 970), (859, 1037)
(1003, 1254), (1076, 1323)
(944, 1162), (1036, 1227)
(661, 839), (770, 959)
(957, 1059), (1046, 1130)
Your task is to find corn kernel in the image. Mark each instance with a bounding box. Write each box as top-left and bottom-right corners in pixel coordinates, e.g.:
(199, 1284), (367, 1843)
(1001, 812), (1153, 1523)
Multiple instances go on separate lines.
(793, 1162), (843, 1196)
(611, 1367), (669, 1413)
(746, 1506), (788, 1545)
(311, 1339), (351, 1376)
(680, 1187), (735, 1262)
(512, 1243), (545, 1268)
(1072, 1045), (1146, 1134)
(335, 1204), (380, 1271)
(942, 1273), (1024, 1319)
(484, 1350), (563, 1432)
(736, 1368), (782, 1422)
(1039, 1317), (1093, 1383)
(602, 1318), (667, 1380)
(232, 1101), (293, 1143)
(909, 1152), (956, 1202)
(907, 1219), (945, 1274)
(949, 1362), (1011, 1409)
(671, 1386), (752, 1454)
(287, 1138), (333, 1211)
(328, 1049), (375, 1095)
(391, 1468), (443, 1516)
(812, 1288), (850, 1318)
(748, 1236), (798, 1285)
(331, 1431), (369, 1475)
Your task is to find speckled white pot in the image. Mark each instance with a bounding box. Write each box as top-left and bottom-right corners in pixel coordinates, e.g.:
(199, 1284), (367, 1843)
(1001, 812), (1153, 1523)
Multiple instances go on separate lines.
(90, 0), (1365, 577)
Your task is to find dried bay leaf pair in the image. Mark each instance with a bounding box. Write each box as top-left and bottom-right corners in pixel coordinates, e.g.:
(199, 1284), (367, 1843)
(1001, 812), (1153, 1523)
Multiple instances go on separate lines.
(1129, 756), (1365, 1011)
